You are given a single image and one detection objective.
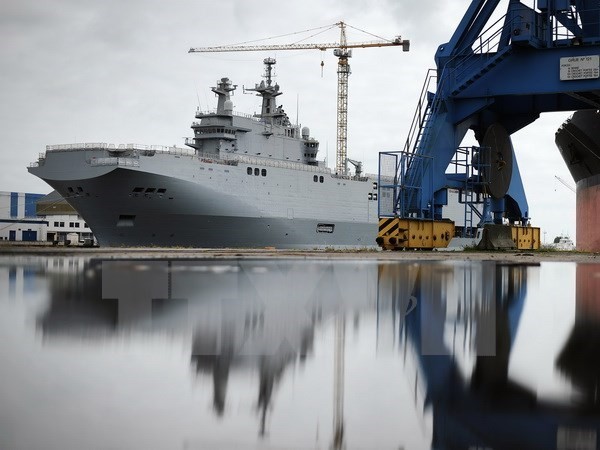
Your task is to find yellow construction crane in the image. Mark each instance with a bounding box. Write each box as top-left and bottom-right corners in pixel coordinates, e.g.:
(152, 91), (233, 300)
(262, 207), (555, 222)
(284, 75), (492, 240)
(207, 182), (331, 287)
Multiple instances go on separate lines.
(189, 22), (409, 176)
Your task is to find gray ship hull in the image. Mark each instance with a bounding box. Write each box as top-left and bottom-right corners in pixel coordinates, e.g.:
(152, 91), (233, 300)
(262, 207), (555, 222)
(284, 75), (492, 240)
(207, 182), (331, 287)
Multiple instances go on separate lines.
(30, 154), (378, 248)
(555, 110), (600, 251)
(28, 62), (380, 249)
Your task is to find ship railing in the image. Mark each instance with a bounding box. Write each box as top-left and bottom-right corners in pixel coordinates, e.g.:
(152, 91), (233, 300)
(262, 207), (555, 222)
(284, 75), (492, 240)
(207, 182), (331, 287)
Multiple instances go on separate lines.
(223, 153), (332, 174)
(44, 142), (195, 157)
(46, 142), (116, 152)
(29, 153), (46, 167)
(195, 109), (259, 121)
(117, 144), (195, 156)
(90, 157), (140, 168)
(332, 174), (368, 182)
(332, 172), (381, 182)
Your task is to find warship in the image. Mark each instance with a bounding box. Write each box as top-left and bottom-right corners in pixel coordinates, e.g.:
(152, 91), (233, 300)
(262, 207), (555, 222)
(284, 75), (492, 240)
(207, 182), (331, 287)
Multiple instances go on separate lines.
(28, 59), (379, 248)
(555, 110), (600, 252)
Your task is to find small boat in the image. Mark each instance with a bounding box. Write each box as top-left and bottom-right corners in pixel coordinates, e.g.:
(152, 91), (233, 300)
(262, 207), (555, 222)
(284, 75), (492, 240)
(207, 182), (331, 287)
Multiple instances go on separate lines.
(552, 235), (575, 251)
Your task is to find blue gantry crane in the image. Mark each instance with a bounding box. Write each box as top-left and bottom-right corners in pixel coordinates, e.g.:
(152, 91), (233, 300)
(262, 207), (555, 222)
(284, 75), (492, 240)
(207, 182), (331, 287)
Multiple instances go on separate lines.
(378, 0), (600, 249)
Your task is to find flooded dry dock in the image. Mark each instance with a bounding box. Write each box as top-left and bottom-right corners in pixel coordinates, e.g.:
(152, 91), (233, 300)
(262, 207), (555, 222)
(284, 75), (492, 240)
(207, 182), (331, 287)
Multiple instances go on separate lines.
(1, 253), (599, 449)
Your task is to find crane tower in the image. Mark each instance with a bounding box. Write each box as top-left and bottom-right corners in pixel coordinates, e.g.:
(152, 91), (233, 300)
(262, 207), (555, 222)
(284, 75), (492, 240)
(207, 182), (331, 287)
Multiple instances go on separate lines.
(335, 22), (351, 176)
(189, 22), (409, 175)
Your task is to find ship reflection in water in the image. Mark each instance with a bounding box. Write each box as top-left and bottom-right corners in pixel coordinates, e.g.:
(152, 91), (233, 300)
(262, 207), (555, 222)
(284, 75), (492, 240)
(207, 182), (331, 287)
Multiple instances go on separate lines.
(0, 257), (598, 449)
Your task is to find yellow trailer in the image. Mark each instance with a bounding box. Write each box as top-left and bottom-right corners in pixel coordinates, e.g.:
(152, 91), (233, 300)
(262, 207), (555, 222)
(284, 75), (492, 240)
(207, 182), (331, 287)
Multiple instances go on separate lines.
(376, 217), (455, 250)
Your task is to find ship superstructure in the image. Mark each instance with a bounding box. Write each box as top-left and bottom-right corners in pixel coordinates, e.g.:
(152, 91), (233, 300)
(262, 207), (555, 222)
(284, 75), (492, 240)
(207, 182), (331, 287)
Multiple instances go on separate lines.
(28, 59), (378, 248)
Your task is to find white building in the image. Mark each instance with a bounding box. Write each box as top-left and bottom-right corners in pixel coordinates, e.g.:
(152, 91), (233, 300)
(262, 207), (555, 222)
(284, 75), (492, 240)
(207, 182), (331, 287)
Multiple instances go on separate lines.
(0, 190), (95, 244)
(36, 191), (95, 244)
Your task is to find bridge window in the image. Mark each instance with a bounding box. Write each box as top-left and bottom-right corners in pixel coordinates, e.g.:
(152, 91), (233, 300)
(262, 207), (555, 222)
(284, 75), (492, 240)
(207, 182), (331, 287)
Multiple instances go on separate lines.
(247, 167), (252, 175)
(319, 176), (324, 183)
(261, 169), (267, 176)
(254, 168), (260, 176)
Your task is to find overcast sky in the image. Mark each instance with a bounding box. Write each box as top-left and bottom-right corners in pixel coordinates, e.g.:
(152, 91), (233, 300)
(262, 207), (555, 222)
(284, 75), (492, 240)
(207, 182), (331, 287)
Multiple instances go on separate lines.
(0, 0), (576, 242)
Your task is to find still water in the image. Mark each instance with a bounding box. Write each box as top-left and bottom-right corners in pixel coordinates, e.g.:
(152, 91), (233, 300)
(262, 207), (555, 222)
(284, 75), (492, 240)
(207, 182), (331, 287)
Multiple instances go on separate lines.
(0, 256), (598, 450)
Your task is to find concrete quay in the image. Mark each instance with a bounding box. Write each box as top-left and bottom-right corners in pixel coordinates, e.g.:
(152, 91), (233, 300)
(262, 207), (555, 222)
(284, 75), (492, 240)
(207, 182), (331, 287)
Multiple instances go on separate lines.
(0, 243), (598, 263)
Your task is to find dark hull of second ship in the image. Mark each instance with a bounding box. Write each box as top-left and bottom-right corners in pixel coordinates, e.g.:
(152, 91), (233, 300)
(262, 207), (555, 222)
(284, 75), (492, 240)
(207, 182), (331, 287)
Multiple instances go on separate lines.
(555, 110), (600, 252)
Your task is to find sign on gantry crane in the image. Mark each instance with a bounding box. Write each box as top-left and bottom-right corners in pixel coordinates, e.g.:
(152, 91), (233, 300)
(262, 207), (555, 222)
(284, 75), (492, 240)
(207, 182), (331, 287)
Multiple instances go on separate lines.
(189, 22), (409, 176)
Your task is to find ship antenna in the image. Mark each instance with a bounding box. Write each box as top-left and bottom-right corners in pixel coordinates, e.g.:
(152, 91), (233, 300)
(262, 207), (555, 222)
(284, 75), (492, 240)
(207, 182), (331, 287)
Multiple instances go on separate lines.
(296, 93), (299, 127)
(204, 91), (210, 111)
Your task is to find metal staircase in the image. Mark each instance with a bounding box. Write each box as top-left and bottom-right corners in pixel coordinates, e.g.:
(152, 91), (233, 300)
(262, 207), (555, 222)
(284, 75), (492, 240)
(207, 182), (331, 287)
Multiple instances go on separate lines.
(452, 146), (489, 237)
(396, 70), (445, 217)
(394, 11), (514, 219)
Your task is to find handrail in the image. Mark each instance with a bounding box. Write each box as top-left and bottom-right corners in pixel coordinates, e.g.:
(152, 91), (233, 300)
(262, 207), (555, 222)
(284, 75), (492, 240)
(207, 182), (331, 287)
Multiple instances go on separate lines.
(90, 157), (140, 168)
(195, 108), (260, 121)
(451, 12), (516, 84)
(46, 142), (116, 151)
(46, 142), (195, 156)
(223, 153), (331, 174)
(403, 69), (437, 155)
